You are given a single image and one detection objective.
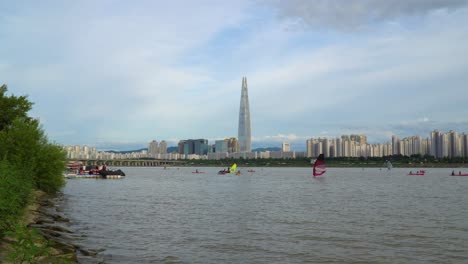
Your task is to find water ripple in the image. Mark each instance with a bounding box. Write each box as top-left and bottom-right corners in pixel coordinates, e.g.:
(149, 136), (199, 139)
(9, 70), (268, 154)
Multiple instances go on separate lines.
(60, 167), (468, 263)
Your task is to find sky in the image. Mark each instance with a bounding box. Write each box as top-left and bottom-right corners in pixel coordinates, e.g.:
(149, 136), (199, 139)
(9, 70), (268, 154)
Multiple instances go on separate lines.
(1, 0), (468, 151)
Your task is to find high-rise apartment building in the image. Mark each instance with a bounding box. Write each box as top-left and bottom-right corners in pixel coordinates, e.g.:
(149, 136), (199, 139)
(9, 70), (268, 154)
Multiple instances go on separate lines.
(238, 77), (251, 152)
(159, 140), (167, 154)
(282, 142), (290, 152)
(148, 140), (159, 158)
(350, 134), (367, 145)
(462, 133), (468, 158)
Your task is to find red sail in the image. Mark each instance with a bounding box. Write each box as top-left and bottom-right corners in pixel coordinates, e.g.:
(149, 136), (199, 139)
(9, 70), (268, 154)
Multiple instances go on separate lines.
(313, 154), (326, 177)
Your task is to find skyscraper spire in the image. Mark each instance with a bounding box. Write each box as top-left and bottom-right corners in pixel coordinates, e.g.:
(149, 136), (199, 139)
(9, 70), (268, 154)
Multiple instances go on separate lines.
(238, 76), (251, 152)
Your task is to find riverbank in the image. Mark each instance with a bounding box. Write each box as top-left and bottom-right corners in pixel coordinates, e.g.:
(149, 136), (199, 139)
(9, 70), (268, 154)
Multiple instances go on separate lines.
(0, 190), (78, 263)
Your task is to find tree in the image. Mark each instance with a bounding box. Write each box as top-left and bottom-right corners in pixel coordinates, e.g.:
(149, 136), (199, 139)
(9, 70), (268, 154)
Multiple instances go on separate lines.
(0, 84), (34, 131)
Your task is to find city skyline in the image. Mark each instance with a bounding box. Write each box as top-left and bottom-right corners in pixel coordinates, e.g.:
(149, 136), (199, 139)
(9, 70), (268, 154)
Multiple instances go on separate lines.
(1, 1), (468, 150)
(65, 128), (468, 161)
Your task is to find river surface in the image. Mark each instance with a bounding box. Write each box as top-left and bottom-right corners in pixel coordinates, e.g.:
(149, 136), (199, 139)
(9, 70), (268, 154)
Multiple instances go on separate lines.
(60, 167), (468, 263)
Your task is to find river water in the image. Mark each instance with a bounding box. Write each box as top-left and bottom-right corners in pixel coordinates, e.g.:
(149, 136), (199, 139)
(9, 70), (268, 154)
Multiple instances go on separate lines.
(60, 167), (468, 263)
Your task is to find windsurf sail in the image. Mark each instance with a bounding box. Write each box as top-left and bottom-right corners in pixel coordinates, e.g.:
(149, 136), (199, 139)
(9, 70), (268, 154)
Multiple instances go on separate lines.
(386, 160), (393, 170)
(313, 154), (326, 177)
(229, 163), (237, 174)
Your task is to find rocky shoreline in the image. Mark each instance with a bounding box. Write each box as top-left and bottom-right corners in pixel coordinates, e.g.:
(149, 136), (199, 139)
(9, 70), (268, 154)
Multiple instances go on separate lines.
(0, 190), (103, 263)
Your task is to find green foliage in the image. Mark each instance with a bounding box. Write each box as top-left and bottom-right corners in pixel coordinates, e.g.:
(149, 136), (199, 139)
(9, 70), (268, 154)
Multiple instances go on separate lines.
(0, 118), (43, 170)
(0, 84), (67, 240)
(5, 223), (52, 264)
(34, 143), (66, 193)
(0, 161), (33, 231)
(0, 84), (33, 131)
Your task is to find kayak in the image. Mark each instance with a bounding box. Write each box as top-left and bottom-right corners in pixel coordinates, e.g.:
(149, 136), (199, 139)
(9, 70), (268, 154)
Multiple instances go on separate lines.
(247, 170), (255, 172)
(192, 171), (205, 174)
(408, 173), (425, 176)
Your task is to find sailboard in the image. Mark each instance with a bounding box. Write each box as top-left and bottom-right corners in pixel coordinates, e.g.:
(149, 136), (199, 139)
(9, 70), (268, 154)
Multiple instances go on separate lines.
(313, 154), (326, 177)
(229, 163), (237, 174)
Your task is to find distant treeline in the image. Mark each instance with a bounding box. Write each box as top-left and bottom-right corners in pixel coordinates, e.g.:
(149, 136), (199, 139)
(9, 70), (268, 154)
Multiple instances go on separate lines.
(0, 85), (66, 237)
(179, 154), (467, 168)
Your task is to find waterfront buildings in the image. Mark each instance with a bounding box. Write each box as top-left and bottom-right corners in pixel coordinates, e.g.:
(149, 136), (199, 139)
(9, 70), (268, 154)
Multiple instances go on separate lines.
(214, 140), (228, 153)
(238, 77), (251, 153)
(178, 139), (209, 155)
(65, 131), (468, 161)
(305, 130), (467, 159)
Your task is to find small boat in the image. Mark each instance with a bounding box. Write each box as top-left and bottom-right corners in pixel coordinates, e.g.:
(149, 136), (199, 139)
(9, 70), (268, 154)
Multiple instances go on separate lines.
(408, 172), (425, 176)
(192, 171), (205, 174)
(450, 172), (468, 176)
(64, 173), (102, 179)
(217, 170), (229, 175)
(99, 169), (126, 179)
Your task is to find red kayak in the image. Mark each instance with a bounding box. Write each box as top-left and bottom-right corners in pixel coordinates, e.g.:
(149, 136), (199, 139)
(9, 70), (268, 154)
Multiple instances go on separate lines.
(408, 173), (425, 176)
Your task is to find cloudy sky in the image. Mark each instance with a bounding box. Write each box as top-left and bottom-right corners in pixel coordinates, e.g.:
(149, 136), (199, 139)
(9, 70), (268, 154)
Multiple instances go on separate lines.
(1, 0), (468, 150)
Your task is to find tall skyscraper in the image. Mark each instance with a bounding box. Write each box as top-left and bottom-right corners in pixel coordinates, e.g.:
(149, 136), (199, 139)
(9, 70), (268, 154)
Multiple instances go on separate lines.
(238, 77), (251, 152)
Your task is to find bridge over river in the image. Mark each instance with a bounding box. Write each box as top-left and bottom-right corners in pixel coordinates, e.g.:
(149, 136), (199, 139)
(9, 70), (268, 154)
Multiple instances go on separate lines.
(70, 159), (184, 167)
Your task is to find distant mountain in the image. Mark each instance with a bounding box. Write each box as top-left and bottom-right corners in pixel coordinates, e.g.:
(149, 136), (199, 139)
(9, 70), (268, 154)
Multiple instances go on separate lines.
(102, 146), (282, 154)
(252, 147), (281, 152)
(167, 146), (178, 153)
(104, 148), (147, 154)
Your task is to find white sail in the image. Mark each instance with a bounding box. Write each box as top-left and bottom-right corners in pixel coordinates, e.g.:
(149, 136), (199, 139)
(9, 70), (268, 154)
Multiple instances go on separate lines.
(386, 160), (393, 170)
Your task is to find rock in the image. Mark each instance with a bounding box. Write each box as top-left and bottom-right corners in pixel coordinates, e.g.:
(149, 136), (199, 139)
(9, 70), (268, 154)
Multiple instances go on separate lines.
(35, 224), (73, 234)
(79, 248), (99, 256)
(40, 211), (70, 222)
(34, 217), (55, 225)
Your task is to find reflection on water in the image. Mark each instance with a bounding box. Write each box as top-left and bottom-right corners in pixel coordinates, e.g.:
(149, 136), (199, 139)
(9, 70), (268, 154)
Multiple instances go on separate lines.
(61, 167), (468, 263)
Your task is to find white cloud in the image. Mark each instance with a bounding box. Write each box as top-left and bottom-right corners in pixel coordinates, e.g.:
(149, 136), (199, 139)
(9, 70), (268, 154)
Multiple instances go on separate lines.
(262, 0), (468, 31)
